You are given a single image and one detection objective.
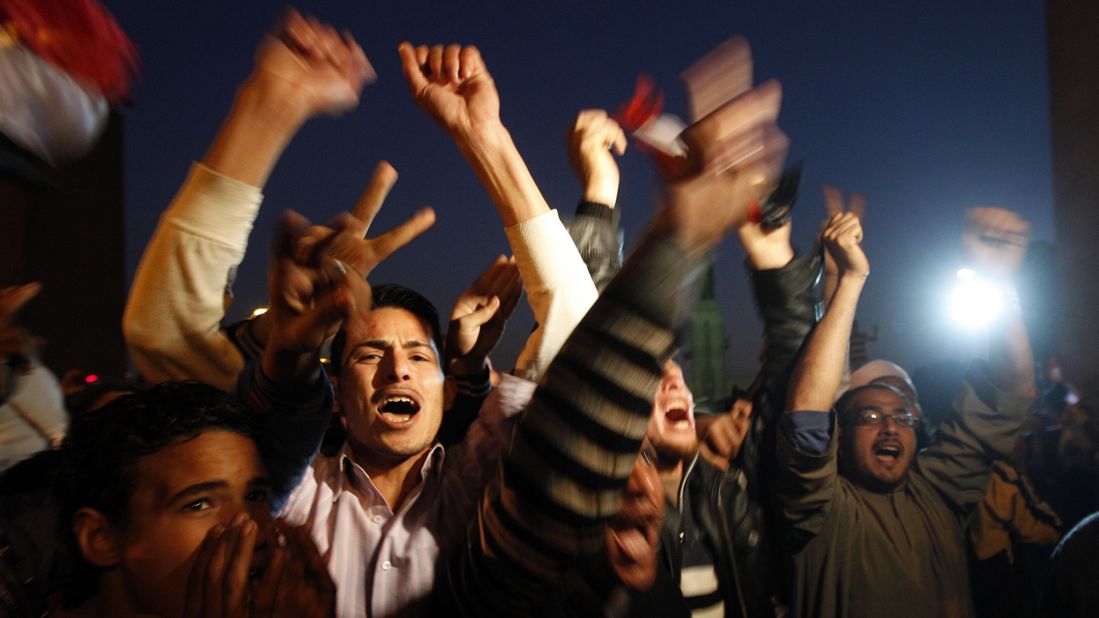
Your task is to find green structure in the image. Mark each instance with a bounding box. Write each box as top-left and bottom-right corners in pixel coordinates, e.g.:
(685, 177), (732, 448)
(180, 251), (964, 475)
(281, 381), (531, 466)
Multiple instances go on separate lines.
(687, 264), (730, 408)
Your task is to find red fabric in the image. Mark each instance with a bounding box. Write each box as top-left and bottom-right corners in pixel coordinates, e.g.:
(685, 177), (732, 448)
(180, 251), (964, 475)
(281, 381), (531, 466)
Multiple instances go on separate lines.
(1, 0), (138, 102)
(614, 74), (664, 133)
(614, 75), (688, 181)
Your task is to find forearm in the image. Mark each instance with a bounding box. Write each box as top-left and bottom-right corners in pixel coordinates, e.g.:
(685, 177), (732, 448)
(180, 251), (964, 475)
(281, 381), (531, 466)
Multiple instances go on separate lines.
(582, 171), (619, 207)
(261, 346), (323, 387)
(787, 273), (865, 411)
(202, 76), (310, 187)
(507, 210), (598, 380)
(751, 250), (822, 419)
(987, 287), (1037, 399)
(454, 121), (550, 227)
(744, 237), (795, 271)
(239, 359), (331, 503)
(567, 201), (624, 292)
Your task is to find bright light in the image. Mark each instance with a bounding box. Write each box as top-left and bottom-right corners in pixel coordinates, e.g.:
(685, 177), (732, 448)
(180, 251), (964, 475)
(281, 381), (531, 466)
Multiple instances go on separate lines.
(949, 277), (1004, 328)
(84, 374), (99, 384)
(251, 307), (269, 317)
(956, 268), (976, 280)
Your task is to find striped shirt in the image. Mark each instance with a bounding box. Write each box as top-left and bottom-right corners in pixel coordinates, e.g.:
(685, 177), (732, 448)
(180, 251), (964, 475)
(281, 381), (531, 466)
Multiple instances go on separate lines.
(440, 231), (705, 615)
(276, 373), (535, 618)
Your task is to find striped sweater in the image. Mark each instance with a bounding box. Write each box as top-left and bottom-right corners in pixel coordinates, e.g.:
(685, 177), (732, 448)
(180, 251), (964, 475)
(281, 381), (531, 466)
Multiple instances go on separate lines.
(439, 229), (706, 616)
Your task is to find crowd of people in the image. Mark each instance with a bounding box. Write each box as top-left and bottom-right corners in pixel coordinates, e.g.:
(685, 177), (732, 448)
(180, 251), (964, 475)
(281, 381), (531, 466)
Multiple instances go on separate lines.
(3, 7), (1099, 618)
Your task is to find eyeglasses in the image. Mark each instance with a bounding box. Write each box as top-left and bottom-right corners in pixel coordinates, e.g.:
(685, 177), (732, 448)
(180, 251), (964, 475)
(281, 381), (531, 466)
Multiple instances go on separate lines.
(842, 407), (921, 429)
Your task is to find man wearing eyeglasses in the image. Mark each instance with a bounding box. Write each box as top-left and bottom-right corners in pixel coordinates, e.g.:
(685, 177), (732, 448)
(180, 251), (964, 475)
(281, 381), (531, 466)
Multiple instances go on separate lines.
(776, 208), (1037, 618)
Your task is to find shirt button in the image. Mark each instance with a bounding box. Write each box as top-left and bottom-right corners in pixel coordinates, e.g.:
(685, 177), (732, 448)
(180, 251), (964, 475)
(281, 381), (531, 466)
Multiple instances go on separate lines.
(747, 530), (760, 548)
(381, 560), (391, 571)
(373, 515), (384, 524)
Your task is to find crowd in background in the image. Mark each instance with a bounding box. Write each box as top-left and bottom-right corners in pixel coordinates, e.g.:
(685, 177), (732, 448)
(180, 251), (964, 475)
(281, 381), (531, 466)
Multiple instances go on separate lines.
(3, 3), (1099, 618)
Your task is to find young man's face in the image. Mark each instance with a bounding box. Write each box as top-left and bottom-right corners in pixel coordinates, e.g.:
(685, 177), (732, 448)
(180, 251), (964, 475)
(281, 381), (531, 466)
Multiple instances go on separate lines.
(646, 361), (698, 460)
(337, 307), (452, 469)
(838, 387), (919, 492)
(115, 429), (272, 617)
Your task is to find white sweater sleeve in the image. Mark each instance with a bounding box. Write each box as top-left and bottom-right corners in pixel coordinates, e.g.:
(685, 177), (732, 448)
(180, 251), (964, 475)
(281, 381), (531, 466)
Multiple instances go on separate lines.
(123, 163), (263, 391)
(504, 209), (598, 382)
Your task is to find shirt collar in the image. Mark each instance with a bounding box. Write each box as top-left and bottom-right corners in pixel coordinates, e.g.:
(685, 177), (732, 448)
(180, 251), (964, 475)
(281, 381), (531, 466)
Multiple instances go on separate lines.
(331, 441), (446, 502)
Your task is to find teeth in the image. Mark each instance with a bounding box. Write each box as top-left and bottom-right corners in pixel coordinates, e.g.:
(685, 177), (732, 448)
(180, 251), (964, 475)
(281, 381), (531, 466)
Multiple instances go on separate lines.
(664, 399), (688, 412)
(384, 396), (414, 405)
(673, 420), (691, 430)
(381, 412), (412, 423)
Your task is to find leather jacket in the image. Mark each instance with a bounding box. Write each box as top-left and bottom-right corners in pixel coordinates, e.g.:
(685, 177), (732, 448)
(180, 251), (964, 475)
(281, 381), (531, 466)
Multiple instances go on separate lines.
(643, 250), (824, 618)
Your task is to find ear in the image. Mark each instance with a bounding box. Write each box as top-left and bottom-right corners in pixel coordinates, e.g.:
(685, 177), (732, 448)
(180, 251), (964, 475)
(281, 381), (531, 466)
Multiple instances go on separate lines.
(443, 375), (457, 412)
(328, 374), (342, 414)
(72, 507), (122, 568)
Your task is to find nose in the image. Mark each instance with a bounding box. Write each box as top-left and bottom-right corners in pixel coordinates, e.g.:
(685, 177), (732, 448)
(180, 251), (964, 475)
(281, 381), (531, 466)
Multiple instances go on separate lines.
(662, 375), (686, 395)
(380, 350), (412, 382)
(879, 415), (902, 435)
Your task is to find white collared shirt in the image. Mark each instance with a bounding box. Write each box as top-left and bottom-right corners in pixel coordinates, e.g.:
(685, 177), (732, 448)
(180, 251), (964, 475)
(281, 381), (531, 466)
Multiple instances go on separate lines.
(278, 373), (535, 618)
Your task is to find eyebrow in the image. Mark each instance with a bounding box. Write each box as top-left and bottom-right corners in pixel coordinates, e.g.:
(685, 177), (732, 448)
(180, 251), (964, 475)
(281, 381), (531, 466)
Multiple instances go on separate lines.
(350, 339), (437, 354)
(167, 476), (272, 504)
(168, 480), (230, 504)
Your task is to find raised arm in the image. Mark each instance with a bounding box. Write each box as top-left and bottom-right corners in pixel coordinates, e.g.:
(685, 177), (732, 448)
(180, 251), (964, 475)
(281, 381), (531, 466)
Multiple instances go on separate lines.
(776, 213), (868, 533)
(124, 11), (374, 390)
(565, 109), (627, 291)
(916, 207), (1036, 512)
(437, 255), (522, 446)
(399, 43), (597, 381)
(786, 213), (869, 412)
(439, 40), (788, 613)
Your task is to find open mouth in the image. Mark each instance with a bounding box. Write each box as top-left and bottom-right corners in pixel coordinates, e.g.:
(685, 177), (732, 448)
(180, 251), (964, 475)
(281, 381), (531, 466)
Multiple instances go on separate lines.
(610, 526), (655, 563)
(377, 395), (421, 424)
(873, 441), (903, 465)
(663, 400), (692, 430)
(609, 506), (661, 564)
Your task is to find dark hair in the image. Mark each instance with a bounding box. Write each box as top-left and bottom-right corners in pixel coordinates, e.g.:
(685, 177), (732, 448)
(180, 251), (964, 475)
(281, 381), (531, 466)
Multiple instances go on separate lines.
(56, 381), (255, 602)
(329, 283), (442, 375)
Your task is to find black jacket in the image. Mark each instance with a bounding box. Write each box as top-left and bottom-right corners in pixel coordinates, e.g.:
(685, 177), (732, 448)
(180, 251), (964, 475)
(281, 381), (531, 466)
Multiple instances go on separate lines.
(669, 249), (822, 617)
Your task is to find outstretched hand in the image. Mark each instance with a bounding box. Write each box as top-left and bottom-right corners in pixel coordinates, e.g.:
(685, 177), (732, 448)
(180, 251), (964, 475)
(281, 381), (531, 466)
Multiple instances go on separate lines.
(663, 39), (788, 251)
(251, 9), (376, 121)
(267, 212), (369, 364)
(821, 212), (869, 277)
(962, 207), (1029, 278)
(567, 109), (627, 207)
(296, 161), (436, 281)
(446, 256), (522, 376)
(398, 42), (500, 139)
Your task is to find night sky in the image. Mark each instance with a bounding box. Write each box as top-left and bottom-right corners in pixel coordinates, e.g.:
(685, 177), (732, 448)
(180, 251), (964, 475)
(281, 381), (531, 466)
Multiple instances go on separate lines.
(106, 0), (1053, 381)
